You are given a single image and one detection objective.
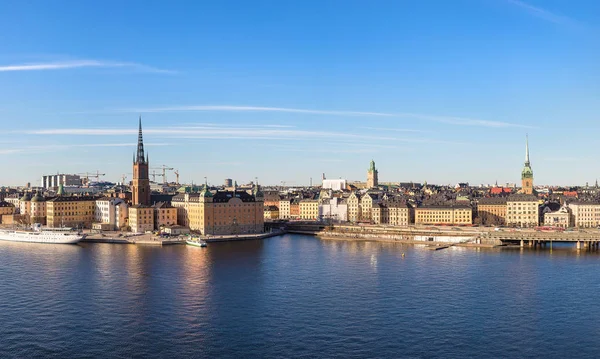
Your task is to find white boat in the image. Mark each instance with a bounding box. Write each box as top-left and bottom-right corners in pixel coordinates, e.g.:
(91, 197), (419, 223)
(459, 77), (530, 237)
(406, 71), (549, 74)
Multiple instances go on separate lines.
(186, 239), (207, 247)
(0, 224), (84, 244)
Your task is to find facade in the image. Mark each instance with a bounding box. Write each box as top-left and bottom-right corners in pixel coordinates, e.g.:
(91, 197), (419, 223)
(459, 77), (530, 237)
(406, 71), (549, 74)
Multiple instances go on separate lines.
(94, 197), (127, 231)
(29, 192), (47, 225)
(415, 205), (473, 225)
(373, 200), (413, 226)
(506, 194), (539, 227)
(347, 192), (361, 222)
(129, 205), (154, 233)
(299, 199), (319, 220)
(289, 199), (300, 219)
(360, 192), (380, 222)
(319, 197), (348, 222)
(264, 205), (279, 220)
(477, 197), (507, 225)
(568, 202), (600, 228)
(543, 205), (571, 228)
(278, 199), (291, 219)
(132, 117), (151, 206)
(0, 201), (15, 224)
(153, 202), (177, 230)
(367, 160), (378, 188)
(521, 136), (534, 195)
(172, 185), (264, 235)
(46, 196), (97, 228)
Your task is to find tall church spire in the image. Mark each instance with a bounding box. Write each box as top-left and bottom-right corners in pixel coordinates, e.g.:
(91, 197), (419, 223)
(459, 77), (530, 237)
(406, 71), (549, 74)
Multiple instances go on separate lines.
(136, 116), (146, 164)
(525, 134), (530, 166)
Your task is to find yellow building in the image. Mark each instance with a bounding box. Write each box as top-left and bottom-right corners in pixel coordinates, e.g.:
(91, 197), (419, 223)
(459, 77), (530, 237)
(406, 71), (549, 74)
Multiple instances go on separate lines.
(347, 192), (361, 223)
(415, 205), (472, 225)
(30, 192), (47, 225)
(372, 199), (414, 226)
(506, 194), (539, 228)
(359, 192), (380, 222)
(264, 205), (279, 220)
(172, 185), (264, 235)
(129, 205), (154, 233)
(568, 202), (600, 228)
(46, 196), (97, 228)
(477, 197), (507, 225)
(299, 199), (319, 220)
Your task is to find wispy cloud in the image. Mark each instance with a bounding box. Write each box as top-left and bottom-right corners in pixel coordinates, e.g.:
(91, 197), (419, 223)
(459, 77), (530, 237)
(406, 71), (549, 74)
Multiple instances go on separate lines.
(0, 142), (171, 155)
(0, 60), (175, 74)
(361, 127), (425, 133)
(505, 0), (580, 27)
(23, 126), (400, 141)
(118, 105), (531, 128)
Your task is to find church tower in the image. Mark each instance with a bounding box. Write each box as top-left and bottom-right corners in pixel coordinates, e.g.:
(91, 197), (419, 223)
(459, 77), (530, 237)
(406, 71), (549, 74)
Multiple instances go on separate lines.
(367, 159), (378, 188)
(521, 135), (534, 195)
(132, 117), (151, 205)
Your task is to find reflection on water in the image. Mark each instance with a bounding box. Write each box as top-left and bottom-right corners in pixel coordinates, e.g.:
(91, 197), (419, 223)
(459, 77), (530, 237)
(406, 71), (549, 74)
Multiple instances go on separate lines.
(2, 235), (600, 358)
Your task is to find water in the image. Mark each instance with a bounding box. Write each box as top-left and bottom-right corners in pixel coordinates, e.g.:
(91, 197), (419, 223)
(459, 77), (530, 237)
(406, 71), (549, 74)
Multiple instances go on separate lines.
(1, 235), (599, 358)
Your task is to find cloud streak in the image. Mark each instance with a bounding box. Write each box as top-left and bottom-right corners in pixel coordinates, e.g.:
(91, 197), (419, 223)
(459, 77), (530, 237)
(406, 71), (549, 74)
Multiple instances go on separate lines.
(506, 0), (580, 27)
(0, 60), (175, 74)
(119, 105), (531, 128)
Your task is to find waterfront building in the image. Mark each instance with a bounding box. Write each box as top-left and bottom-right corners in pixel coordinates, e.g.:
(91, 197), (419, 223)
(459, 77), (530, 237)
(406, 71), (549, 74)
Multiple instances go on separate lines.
(521, 135), (534, 195)
(94, 197), (127, 231)
(30, 191), (47, 225)
(46, 196), (97, 228)
(289, 199), (300, 219)
(129, 205), (154, 233)
(132, 117), (151, 206)
(372, 199), (413, 226)
(543, 205), (571, 228)
(360, 192), (380, 222)
(264, 205), (279, 220)
(0, 201), (15, 224)
(319, 197), (348, 223)
(568, 202), (600, 228)
(299, 199), (319, 220)
(153, 202), (177, 230)
(347, 192), (362, 222)
(278, 199), (292, 219)
(477, 197), (507, 225)
(172, 184), (264, 235)
(506, 194), (539, 228)
(367, 160), (379, 189)
(19, 193), (31, 218)
(415, 205), (473, 225)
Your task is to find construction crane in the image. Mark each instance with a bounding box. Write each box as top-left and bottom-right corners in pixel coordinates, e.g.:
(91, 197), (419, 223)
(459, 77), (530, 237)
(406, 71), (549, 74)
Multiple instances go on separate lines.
(77, 171), (106, 185)
(151, 165), (174, 185)
(150, 170), (165, 183)
(121, 173), (132, 185)
(174, 170), (180, 186)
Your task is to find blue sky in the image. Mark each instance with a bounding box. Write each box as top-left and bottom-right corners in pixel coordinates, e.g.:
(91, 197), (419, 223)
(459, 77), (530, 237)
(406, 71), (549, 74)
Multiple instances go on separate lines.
(1, 0), (599, 187)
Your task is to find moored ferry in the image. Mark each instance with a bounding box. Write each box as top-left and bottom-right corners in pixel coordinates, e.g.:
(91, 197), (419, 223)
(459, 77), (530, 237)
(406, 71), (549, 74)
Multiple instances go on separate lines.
(0, 224), (84, 244)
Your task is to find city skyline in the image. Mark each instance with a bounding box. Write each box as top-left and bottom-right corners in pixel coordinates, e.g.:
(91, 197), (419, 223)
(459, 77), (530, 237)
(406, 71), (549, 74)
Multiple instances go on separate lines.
(1, 1), (600, 186)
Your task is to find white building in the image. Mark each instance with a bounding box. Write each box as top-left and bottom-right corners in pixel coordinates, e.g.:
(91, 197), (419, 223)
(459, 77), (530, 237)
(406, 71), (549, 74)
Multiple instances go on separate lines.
(94, 197), (128, 230)
(322, 179), (347, 192)
(319, 197), (348, 222)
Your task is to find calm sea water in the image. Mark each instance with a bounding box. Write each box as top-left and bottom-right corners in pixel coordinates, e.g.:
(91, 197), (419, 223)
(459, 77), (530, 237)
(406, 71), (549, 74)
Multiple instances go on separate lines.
(1, 234), (599, 358)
